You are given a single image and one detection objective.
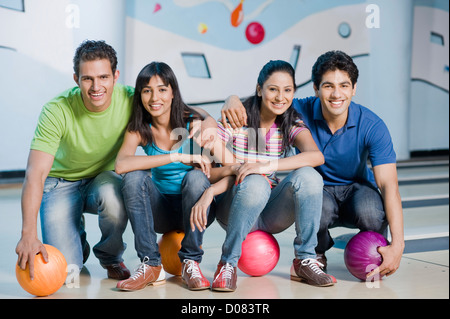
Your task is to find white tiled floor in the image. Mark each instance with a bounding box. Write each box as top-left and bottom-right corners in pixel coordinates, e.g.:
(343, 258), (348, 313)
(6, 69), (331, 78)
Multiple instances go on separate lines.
(0, 180), (448, 300)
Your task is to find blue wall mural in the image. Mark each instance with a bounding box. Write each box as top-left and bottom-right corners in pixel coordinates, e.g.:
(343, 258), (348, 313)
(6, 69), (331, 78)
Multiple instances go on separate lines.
(0, 0), (448, 172)
(126, 0), (366, 50)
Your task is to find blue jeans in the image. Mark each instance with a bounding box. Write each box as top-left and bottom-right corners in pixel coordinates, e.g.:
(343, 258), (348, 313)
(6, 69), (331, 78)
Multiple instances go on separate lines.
(216, 166), (324, 266)
(121, 169), (214, 266)
(40, 171), (128, 271)
(316, 183), (388, 253)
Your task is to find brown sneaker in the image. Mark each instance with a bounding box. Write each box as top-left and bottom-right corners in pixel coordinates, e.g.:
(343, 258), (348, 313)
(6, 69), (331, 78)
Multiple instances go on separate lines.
(211, 262), (237, 292)
(103, 262), (131, 280)
(181, 259), (210, 291)
(290, 258), (335, 287)
(116, 259), (166, 291)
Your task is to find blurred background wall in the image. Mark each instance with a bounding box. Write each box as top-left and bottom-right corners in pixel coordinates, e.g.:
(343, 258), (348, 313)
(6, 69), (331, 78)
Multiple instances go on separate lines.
(0, 0), (448, 173)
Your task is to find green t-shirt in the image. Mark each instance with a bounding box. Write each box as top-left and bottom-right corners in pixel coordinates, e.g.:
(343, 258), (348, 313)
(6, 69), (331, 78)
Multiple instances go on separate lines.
(31, 84), (135, 181)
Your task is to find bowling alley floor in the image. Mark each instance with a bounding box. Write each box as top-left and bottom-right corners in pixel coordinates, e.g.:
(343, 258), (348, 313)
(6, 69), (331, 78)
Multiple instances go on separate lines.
(0, 157), (448, 303)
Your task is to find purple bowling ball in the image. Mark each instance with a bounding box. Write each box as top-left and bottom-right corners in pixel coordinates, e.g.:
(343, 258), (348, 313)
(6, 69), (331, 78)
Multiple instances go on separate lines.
(344, 231), (389, 281)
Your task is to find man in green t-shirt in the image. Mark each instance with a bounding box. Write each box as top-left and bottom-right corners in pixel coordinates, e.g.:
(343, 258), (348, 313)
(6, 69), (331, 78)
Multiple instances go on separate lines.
(15, 40), (133, 281)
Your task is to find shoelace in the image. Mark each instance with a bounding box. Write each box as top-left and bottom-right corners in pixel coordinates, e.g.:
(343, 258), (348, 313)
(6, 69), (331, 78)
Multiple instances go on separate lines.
(183, 260), (202, 279)
(301, 258), (325, 275)
(216, 263), (234, 280)
(130, 256), (150, 280)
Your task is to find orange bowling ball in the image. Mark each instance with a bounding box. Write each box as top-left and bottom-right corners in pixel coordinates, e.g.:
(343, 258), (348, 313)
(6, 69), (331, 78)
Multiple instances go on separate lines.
(158, 230), (185, 276)
(16, 244), (67, 297)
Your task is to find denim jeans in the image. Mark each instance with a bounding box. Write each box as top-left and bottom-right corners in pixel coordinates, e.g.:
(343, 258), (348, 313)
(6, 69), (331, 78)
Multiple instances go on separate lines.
(316, 183), (388, 253)
(216, 166), (324, 266)
(121, 169), (214, 266)
(40, 171), (128, 271)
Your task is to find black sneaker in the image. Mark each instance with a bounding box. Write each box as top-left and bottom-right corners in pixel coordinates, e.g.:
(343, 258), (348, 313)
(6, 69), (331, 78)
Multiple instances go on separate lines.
(316, 253), (327, 271)
(103, 262), (131, 280)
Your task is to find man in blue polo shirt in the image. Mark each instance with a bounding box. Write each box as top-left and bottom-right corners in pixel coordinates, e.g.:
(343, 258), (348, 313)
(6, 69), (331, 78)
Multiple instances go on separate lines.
(221, 51), (404, 280)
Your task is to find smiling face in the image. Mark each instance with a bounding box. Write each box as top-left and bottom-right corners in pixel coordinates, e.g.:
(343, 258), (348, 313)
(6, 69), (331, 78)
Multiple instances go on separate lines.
(74, 58), (119, 112)
(258, 71), (295, 120)
(314, 69), (357, 125)
(140, 75), (174, 121)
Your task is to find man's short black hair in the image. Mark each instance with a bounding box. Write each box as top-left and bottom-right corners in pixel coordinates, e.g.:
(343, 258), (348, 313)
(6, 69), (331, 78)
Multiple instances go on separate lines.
(73, 40), (118, 77)
(312, 50), (359, 88)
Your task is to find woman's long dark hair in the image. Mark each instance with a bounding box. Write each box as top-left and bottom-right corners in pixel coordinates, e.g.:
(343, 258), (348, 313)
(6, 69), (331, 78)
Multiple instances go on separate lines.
(243, 60), (306, 153)
(127, 62), (202, 146)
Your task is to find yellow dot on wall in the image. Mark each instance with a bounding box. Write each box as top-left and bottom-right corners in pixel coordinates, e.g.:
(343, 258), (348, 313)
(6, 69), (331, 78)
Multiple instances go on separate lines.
(198, 23), (208, 34)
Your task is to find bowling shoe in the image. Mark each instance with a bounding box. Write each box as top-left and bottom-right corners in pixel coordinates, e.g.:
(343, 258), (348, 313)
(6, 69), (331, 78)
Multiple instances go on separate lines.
(290, 258), (335, 287)
(104, 262), (131, 280)
(316, 253), (328, 271)
(116, 258), (166, 291)
(181, 259), (210, 290)
(211, 262), (237, 292)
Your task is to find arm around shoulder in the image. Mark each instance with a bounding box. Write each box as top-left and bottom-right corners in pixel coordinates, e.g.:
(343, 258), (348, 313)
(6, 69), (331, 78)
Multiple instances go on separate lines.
(221, 95), (247, 129)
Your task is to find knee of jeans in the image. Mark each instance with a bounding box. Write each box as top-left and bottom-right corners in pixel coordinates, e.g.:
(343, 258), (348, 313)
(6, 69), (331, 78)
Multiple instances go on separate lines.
(289, 167), (323, 193)
(355, 209), (386, 232)
(97, 183), (127, 222)
(121, 170), (149, 192)
(352, 188), (385, 231)
(182, 169), (209, 190)
(238, 175), (271, 201)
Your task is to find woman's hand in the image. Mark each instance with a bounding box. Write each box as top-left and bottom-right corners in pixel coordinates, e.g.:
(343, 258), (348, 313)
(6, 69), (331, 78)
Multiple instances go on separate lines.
(234, 162), (273, 185)
(176, 153), (212, 178)
(190, 187), (215, 232)
(189, 119), (217, 150)
(221, 95), (247, 129)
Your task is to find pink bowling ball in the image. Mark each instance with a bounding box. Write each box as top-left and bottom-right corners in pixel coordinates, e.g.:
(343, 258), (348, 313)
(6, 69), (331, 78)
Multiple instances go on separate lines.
(238, 230), (280, 277)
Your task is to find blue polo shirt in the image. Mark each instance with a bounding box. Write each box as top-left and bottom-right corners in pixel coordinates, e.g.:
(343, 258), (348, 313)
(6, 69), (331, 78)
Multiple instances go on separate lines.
(292, 97), (396, 187)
